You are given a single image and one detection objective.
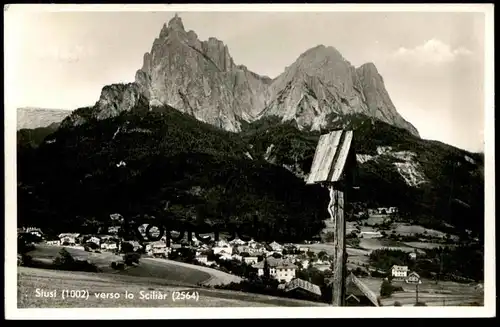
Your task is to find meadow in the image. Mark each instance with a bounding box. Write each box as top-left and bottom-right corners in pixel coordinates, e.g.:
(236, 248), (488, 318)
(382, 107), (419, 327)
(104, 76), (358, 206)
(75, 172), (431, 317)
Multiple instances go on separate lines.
(18, 267), (327, 308)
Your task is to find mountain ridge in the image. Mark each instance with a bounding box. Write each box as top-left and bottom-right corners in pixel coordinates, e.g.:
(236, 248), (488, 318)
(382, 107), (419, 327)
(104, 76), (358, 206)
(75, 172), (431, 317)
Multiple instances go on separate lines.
(60, 14), (419, 137)
(17, 107), (72, 130)
(17, 106), (484, 242)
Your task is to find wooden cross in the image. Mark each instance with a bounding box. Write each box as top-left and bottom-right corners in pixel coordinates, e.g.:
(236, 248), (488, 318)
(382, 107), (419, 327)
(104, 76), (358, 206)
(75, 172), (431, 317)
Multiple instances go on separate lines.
(306, 130), (357, 306)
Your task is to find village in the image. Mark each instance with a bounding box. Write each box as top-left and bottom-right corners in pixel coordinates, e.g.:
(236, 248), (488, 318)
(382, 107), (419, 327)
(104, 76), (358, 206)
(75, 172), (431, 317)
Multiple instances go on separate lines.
(17, 204), (452, 307)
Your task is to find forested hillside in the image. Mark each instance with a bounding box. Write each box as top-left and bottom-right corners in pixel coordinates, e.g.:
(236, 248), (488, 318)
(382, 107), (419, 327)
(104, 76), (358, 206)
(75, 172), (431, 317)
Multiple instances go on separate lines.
(17, 105), (484, 241)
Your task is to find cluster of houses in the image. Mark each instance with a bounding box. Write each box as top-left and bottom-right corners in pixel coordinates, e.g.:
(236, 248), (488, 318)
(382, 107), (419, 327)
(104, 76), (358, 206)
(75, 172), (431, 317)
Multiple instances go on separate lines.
(19, 224), (424, 306)
(193, 239), (330, 283)
(389, 264), (420, 283)
(19, 226), (123, 252)
(353, 207), (399, 218)
(19, 225), (333, 285)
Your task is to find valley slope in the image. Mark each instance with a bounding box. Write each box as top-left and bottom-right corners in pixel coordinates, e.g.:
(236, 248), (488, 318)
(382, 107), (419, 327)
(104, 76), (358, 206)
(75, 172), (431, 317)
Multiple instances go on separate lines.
(17, 106), (484, 241)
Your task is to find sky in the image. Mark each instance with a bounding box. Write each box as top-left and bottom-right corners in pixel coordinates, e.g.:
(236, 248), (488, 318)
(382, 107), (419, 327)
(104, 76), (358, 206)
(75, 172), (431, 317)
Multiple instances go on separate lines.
(5, 5), (490, 153)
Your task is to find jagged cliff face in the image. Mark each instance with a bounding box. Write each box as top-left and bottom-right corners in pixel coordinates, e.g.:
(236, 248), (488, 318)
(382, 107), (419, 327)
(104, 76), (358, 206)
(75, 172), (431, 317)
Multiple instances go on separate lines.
(261, 45), (419, 136)
(62, 14), (419, 137)
(134, 14), (272, 132)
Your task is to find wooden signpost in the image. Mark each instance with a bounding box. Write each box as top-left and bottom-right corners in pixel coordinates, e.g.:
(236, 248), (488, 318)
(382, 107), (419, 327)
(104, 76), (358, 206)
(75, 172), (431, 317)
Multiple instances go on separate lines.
(306, 130), (357, 306)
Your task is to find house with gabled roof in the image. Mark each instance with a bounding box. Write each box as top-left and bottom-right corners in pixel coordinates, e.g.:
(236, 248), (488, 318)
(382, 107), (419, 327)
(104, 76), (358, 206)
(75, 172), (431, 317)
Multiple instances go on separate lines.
(58, 233), (80, 245)
(284, 278), (322, 300)
(406, 271), (421, 284)
(253, 258), (298, 283)
(390, 265), (409, 278)
(269, 241), (283, 252)
(344, 273), (380, 307)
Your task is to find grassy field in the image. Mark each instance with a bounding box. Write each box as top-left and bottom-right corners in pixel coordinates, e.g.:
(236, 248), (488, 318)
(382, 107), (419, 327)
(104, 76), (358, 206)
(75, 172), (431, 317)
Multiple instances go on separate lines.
(402, 241), (455, 250)
(329, 216), (460, 257)
(26, 245), (122, 272)
(26, 245), (240, 287)
(17, 267), (328, 308)
(356, 276), (484, 307)
(359, 239), (416, 253)
(142, 258), (242, 286)
(296, 243), (371, 270)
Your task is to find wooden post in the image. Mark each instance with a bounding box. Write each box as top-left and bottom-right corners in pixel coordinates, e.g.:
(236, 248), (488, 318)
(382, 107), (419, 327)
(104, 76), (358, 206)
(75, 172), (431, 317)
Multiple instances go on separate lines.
(328, 184), (346, 306)
(306, 130), (354, 307)
(416, 284), (419, 304)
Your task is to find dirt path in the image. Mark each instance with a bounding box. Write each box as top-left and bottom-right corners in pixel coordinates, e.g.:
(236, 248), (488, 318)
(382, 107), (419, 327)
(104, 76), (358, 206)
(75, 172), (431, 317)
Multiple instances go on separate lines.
(143, 257), (242, 286)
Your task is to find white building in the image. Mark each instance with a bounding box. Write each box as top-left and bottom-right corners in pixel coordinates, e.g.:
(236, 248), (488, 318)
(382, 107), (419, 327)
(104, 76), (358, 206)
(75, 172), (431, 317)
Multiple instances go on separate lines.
(359, 231), (383, 239)
(388, 207), (398, 214)
(216, 240), (230, 248)
(107, 226), (121, 234)
(269, 241), (283, 252)
(296, 259), (309, 269)
(26, 227), (43, 238)
(253, 258), (298, 283)
(101, 241), (117, 251)
(391, 265), (409, 278)
(146, 241), (170, 257)
(196, 255), (208, 265)
(229, 238), (246, 246)
(243, 256), (258, 265)
(87, 236), (101, 245)
(232, 254), (243, 262)
(247, 239), (258, 249)
(406, 271), (421, 284)
(59, 233), (80, 245)
(219, 253), (233, 261)
(46, 240), (61, 246)
(213, 246), (233, 255)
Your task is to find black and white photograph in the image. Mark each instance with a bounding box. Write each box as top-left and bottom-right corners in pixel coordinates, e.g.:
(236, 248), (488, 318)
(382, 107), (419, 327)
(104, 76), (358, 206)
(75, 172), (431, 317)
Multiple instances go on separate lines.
(5, 4), (495, 319)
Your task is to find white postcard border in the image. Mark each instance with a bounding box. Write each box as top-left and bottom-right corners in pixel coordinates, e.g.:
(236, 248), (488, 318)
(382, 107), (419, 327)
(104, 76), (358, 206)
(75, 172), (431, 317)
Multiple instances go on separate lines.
(4, 3), (495, 319)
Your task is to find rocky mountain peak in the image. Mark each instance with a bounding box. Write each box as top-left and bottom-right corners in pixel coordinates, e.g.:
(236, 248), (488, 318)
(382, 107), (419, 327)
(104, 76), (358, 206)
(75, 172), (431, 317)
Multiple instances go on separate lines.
(159, 14), (187, 40)
(168, 13), (185, 31)
(300, 44), (344, 60)
(64, 15), (420, 137)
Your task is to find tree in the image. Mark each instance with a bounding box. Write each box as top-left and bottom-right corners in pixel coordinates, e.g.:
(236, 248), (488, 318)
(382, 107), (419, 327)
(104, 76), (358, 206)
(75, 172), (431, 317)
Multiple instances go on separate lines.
(85, 242), (99, 250)
(263, 257), (270, 279)
(379, 279), (403, 297)
(318, 251), (329, 261)
(120, 241), (134, 253)
(123, 253), (141, 266)
(53, 248), (75, 268)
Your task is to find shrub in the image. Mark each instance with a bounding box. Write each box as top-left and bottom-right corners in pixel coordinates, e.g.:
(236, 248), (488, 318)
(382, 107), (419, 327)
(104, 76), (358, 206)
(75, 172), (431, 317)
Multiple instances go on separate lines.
(53, 248), (75, 267)
(394, 301), (402, 306)
(380, 279), (403, 297)
(19, 254), (34, 267)
(111, 261), (125, 270)
(414, 302), (427, 306)
(120, 242), (134, 253)
(123, 252), (141, 266)
(52, 248), (99, 272)
(352, 267), (369, 277)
